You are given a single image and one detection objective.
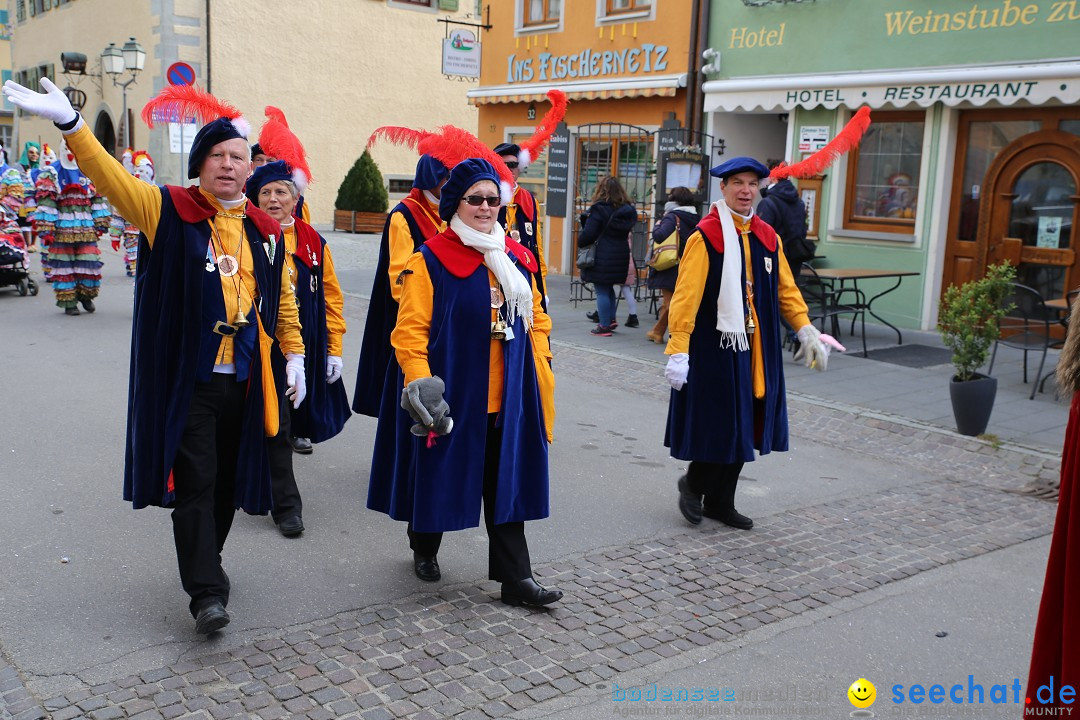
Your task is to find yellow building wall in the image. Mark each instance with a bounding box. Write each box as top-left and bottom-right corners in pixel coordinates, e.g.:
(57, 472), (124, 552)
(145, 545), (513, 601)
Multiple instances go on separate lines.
(474, 1), (695, 273)
(9, 0), (158, 160)
(212, 1), (479, 225)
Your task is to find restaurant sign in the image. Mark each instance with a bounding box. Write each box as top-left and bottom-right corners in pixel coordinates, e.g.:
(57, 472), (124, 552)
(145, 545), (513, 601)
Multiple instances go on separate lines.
(506, 43), (669, 84)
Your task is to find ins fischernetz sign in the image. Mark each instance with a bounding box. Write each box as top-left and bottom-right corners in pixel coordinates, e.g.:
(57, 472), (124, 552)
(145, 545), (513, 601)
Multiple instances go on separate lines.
(506, 44), (669, 83)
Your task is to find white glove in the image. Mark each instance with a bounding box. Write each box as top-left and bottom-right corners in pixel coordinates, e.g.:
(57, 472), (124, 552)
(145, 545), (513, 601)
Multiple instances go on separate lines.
(795, 325), (831, 372)
(3, 77), (78, 125)
(326, 355), (343, 384)
(285, 353), (307, 408)
(665, 353), (689, 390)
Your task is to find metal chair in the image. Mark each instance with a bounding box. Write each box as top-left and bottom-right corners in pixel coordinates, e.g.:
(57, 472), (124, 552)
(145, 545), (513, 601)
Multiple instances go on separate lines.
(988, 282), (1056, 400)
(796, 263), (868, 357)
(1037, 287), (1080, 396)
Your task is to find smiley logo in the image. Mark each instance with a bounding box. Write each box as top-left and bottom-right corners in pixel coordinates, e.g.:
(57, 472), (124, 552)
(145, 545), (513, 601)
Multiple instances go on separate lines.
(848, 678), (876, 709)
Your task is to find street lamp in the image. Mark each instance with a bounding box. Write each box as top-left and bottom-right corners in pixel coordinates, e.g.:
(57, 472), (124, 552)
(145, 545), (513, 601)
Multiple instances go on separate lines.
(101, 37), (144, 149)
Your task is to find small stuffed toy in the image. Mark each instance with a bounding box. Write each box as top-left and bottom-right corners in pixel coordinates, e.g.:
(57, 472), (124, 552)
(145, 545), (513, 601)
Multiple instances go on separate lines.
(401, 376), (453, 438)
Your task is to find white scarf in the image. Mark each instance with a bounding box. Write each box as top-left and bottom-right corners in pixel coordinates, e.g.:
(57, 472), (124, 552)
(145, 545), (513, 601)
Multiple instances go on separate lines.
(450, 215), (534, 329)
(711, 197), (750, 352)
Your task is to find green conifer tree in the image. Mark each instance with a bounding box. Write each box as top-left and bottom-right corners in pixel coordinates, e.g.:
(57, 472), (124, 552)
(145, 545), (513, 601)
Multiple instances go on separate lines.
(335, 150), (389, 213)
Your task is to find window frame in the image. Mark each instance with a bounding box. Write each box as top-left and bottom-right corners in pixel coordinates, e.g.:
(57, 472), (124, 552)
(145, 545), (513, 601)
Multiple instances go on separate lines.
(522, 0), (560, 27)
(842, 109), (926, 234)
(602, 0), (651, 18)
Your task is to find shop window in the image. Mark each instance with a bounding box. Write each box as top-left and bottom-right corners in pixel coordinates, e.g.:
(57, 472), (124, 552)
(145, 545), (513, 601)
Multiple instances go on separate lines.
(390, 0), (435, 9)
(843, 111), (925, 233)
(387, 178), (414, 194)
(956, 119), (1041, 241)
(15, 1), (25, 23)
(508, 132), (548, 212)
(522, 0), (560, 26)
(1061, 120), (1080, 137)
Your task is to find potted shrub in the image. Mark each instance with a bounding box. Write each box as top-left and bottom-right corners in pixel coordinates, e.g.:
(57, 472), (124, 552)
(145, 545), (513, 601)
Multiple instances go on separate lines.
(937, 262), (1016, 436)
(334, 150), (389, 233)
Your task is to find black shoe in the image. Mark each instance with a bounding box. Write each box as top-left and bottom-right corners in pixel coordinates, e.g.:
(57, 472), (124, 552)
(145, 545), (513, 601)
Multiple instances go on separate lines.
(586, 310), (599, 322)
(500, 577), (563, 607)
(80, 298), (95, 313)
(677, 475), (703, 525)
(413, 552), (441, 582)
(289, 436), (313, 454)
(703, 506), (754, 530)
(625, 314), (639, 328)
(194, 601), (230, 635)
(64, 306), (80, 316)
(590, 324), (614, 337)
(277, 515), (304, 538)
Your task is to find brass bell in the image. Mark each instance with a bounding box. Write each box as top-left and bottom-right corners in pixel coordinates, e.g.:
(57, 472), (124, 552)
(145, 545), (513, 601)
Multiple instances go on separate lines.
(233, 308), (249, 327)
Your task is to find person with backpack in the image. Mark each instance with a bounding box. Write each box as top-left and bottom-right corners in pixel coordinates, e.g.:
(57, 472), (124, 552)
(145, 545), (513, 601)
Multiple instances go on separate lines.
(646, 187), (699, 344)
(757, 161), (815, 276)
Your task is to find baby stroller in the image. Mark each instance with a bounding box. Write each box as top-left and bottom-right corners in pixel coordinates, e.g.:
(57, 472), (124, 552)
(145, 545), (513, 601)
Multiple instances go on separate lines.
(0, 219), (38, 297)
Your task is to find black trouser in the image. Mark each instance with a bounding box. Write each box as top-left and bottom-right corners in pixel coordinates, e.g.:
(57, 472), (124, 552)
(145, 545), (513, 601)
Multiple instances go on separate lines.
(267, 388), (303, 524)
(407, 414), (532, 583)
(687, 460), (746, 513)
(171, 374), (245, 617)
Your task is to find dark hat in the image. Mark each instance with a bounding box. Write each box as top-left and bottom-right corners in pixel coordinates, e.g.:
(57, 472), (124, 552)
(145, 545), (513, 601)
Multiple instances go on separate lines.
(413, 154), (450, 191)
(710, 156), (769, 180)
(187, 116), (248, 179)
(246, 160), (298, 205)
(492, 142), (521, 158)
(250, 143), (265, 158)
(438, 158), (500, 222)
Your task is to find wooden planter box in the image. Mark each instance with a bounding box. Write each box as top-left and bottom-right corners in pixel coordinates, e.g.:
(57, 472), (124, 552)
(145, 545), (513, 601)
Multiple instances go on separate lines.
(334, 209), (388, 233)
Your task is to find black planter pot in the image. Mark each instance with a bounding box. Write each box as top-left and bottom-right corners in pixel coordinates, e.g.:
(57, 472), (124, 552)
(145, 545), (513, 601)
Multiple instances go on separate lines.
(949, 373), (998, 436)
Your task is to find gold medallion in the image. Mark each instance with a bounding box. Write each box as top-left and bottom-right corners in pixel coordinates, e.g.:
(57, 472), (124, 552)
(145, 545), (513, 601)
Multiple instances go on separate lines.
(490, 286), (504, 308)
(216, 254), (239, 277)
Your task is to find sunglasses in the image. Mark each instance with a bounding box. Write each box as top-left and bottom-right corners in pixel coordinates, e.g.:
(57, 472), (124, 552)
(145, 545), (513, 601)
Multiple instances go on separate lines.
(503, 161), (520, 169)
(462, 195), (502, 207)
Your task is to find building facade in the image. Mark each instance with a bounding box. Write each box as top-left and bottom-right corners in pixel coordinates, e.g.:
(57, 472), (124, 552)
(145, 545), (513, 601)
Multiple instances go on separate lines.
(702, 0), (1080, 331)
(468, 0), (708, 276)
(8, 0), (480, 224)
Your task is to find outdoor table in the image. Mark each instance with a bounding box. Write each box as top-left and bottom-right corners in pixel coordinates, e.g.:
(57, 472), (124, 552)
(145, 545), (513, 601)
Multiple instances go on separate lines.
(801, 268), (920, 345)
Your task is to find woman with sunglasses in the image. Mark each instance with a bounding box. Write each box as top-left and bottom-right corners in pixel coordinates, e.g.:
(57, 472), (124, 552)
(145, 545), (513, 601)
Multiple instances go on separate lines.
(367, 157), (561, 608)
(578, 175), (638, 336)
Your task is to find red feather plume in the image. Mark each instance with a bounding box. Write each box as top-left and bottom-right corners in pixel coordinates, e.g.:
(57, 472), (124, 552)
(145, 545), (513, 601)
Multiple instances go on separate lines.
(770, 107), (872, 181)
(141, 84), (243, 129)
(258, 106), (314, 187)
(367, 124), (516, 200)
(518, 89), (568, 166)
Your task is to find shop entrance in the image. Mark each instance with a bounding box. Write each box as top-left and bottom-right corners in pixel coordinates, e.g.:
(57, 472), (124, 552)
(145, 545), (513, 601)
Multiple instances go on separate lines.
(570, 122), (654, 303)
(977, 130), (1080, 302)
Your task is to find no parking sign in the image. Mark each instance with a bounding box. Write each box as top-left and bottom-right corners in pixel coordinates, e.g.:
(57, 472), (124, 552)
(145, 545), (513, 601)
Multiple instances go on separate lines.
(166, 62), (195, 86)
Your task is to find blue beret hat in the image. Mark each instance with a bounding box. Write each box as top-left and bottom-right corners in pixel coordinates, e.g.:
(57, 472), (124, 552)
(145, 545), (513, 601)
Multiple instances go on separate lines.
(187, 116), (247, 179)
(246, 160), (296, 204)
(492, 142), (521, 158)
(710, 156), (769, 180)
(438, 158), (501, 222)
(413, 154), (450, 191)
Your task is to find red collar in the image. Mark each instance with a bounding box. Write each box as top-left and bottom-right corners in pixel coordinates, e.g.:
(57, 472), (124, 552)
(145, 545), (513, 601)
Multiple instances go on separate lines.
(512, 186), (536, 222)
(425, 228), (538, 279)
(401, 188), (443, 242)
(293, 219), (323, 269)
(695, 206), (777, 254)
(167, 185), (281, 241)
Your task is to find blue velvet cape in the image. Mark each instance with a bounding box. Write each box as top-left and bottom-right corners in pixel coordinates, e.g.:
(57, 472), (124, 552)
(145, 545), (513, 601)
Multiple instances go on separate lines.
(367, 239), (550, 533)
(665, 216), (789, 464)
(123, 186), (285, 513)
(353, 198), (432, 417)
(290, 220), (350, 442)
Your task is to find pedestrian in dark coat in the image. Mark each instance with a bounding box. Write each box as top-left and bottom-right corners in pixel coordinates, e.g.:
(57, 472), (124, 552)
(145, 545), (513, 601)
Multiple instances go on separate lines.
(757, 170), (814, 276)
(646, 186), (699, 344)
(578, 175), (637, 336)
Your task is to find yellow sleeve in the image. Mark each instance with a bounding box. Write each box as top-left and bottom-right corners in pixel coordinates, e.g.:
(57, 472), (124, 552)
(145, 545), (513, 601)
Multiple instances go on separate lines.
(322, 244), (346, 357)
(64, 123), (162, 242)
(530, 274), (552, 359)
(275, 261), (306, 356)
(392, 252), (434, 384)
(387, 211), (418, 303)
(535, 222), (549, 287)
(776, 237), (811, 330)
(664, 232), (709, 355)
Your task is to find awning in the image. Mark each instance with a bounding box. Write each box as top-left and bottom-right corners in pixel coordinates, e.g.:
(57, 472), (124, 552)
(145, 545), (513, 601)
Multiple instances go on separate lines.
(702, 61), (1080, 112)
(468, 73), (687, 105)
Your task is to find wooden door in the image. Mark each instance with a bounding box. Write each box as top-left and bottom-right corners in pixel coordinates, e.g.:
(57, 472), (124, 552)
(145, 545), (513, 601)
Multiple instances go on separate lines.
(975, 130), (1080, 301)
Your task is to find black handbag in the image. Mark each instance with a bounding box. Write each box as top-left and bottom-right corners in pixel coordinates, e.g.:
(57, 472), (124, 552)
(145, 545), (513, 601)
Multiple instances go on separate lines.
(576, 211), (614, 271)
